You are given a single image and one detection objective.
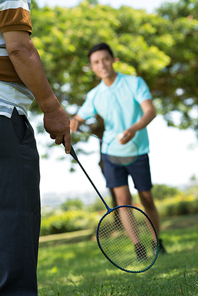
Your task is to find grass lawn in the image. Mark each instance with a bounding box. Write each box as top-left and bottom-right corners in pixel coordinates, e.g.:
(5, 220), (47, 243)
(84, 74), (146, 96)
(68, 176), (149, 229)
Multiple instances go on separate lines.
(37, 214), (198, 296)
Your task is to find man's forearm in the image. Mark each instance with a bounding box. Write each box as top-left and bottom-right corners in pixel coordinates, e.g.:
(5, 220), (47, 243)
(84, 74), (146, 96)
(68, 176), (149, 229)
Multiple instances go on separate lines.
(3, 31), (60, 113)
(3, 31), (71, 152)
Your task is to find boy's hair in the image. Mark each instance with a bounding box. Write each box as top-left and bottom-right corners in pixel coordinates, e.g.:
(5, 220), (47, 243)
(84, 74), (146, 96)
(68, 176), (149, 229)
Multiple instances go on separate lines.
(88, 43), (114, 61)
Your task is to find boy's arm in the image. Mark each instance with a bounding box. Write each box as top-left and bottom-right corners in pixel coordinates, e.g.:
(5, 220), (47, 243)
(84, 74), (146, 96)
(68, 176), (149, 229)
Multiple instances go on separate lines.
(70, 115), (85, 133)
(120, 99), (156, 144)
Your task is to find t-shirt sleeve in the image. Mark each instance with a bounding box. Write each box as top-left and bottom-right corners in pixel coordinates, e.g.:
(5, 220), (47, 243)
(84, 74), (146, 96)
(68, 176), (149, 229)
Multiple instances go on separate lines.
(0, 0), (32, 34)
(77, 92), (97, 120)
(135, 77), (152, 104)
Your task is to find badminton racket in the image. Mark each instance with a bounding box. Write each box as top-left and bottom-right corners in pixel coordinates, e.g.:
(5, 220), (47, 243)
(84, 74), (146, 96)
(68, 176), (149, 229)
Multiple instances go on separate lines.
(76, 127), (139, 166)
(66, 145), (159, 273)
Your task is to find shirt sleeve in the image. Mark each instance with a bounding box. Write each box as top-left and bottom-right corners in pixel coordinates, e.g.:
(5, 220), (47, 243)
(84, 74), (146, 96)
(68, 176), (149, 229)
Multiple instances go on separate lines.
(77, 92), (97, 120)
(0, 0), (32, 34)
(135, 77), (152, 104)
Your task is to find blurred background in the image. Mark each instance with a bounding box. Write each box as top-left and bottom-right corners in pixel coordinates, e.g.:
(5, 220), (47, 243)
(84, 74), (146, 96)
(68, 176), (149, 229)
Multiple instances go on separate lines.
(30, 0), (198, 208)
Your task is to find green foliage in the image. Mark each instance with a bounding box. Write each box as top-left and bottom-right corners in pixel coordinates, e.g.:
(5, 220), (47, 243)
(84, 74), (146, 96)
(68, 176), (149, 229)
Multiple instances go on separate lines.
(157, 0), (198, 21)
(40, 210), (99, 235)
(188, 185), (198, 197)
(156, 193), (198, 217)
(156, 0), (198, 132)
(60, 198), (84, 211)
(31, 0), (198, 137)
(83, 0), (98, 5)
(40, 186), (198, 237)
(88, 196), (112, 212)
(152, 183), (181, 200)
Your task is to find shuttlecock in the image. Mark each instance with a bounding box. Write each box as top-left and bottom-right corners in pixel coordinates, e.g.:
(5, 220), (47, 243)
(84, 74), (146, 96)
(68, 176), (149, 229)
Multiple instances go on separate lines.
(116, 133), (124, 141)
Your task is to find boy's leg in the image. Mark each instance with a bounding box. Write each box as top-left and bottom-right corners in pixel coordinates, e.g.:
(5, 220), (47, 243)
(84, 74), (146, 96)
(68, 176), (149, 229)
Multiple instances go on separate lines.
(113, 185), (132, 206)
(138, 190), (160, 235)
(138, 190), (166, 253)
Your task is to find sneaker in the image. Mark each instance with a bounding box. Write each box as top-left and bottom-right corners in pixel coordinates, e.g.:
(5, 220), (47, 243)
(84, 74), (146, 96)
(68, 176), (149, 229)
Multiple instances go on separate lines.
(135, 242), (148, 260)
(159, 238), (167, 254)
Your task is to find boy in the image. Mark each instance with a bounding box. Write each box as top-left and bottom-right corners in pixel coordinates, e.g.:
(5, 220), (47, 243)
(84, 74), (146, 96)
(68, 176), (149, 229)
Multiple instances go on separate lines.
(70, 43), (166, 254)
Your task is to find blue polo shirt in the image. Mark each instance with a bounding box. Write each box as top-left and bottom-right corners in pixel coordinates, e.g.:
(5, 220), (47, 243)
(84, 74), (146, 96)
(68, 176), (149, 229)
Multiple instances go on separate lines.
(78, 73), (152, 157)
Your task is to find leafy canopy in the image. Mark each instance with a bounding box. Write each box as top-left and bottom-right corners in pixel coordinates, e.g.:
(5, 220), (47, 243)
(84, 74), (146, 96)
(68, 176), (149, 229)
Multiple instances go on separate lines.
(31, 0), (198, 136)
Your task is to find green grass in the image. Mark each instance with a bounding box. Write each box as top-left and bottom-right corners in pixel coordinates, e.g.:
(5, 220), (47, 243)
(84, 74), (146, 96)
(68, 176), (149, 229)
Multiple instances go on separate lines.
(38, 214), (198, 296)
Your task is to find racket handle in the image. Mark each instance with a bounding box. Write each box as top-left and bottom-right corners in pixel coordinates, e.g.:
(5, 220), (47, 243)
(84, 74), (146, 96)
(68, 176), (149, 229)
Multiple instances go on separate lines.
(63, 143), (110, 211)
(62, 142), (78, 161)
(70, 146), (78, 161)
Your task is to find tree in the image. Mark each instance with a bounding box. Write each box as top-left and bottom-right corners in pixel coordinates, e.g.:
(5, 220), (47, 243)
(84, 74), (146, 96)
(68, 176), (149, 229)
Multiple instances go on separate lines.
(155, 0), (198, 133)
(61, 199), (84, 211)
(31, 0), (198, 207)
(31, 0), (198, 136)
(152, 184), (181, 200)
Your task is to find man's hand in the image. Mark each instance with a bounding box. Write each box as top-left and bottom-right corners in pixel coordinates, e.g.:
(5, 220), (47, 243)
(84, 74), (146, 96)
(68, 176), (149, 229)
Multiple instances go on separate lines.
(44, 106), (71, 153)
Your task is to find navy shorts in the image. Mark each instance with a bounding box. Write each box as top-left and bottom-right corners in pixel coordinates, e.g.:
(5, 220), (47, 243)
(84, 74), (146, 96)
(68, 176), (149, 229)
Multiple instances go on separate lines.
(101, 153), (152, 191)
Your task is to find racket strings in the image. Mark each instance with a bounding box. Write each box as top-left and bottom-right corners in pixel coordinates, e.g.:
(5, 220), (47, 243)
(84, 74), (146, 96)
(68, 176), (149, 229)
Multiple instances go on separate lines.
(107, 155), (138, 166)
(134, 242), (147, 260)
(106, 139), (139, 166)
(68, 146), (158, 273)
(97, 206), (158, 272)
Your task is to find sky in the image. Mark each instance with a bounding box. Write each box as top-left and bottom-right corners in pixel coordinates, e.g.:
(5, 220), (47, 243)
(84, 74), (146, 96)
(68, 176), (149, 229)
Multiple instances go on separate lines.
(33, 0), (198, 206)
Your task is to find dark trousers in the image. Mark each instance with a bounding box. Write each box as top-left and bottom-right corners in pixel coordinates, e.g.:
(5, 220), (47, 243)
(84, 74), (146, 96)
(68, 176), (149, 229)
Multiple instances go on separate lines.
(0, 108), (41, 295)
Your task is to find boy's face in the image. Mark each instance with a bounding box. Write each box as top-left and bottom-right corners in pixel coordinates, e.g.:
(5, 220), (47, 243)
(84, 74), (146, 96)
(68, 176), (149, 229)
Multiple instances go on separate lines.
(90, 50), (116, 80)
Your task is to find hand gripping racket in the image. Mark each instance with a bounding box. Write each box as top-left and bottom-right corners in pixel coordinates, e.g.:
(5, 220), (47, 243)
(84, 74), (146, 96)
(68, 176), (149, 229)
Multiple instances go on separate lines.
(67, 145), (159, 273)
(77, 128), (139, 166)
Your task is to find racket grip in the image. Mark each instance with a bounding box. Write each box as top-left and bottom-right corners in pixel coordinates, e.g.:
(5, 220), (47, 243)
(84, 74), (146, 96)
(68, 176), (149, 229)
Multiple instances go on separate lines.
(70, 146), (78, 161)
(62, 142), (78, 161)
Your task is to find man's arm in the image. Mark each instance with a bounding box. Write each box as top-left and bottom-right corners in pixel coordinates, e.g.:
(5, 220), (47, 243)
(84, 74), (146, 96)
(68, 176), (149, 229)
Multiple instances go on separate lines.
(3, 31), (71, 153)
(120, 99), (156, 144)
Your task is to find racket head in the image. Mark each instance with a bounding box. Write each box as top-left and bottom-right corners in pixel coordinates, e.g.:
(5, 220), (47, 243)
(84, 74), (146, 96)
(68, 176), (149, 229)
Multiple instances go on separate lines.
(106, 137), (139, 166)
(96, 205), (159, 273)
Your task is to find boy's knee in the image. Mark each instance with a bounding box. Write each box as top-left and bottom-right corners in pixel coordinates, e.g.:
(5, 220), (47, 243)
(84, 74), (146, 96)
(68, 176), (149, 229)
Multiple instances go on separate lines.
(138, 190), (155, 208)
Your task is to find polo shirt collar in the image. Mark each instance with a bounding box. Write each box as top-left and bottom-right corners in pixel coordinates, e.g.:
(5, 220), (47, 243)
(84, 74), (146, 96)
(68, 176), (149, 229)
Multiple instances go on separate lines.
(100, 72), (120, 90)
